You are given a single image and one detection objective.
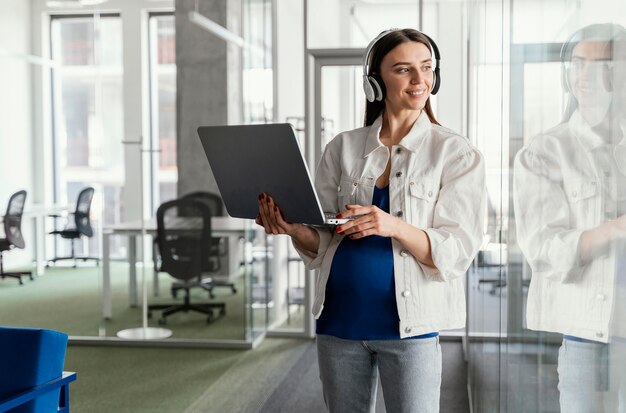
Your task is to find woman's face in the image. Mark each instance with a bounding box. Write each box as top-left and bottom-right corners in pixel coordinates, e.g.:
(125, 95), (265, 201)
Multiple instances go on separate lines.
(379, 41), (434, 114)
(568, 40), (611, 104)
(567, 40), (613, 127)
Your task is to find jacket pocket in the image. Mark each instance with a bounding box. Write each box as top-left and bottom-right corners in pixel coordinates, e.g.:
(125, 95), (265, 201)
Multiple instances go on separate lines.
(563, 178), (598, 227)
(337, 176), (358, 211)
(407, 178), (440, 225)
(408, 178), (439, 202)
(564, 179), (597, 203)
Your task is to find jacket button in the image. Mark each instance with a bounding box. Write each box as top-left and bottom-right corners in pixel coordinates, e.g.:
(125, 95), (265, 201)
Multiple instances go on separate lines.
(400, 249), (409, 257)
(396, 148), (402, 154)
(402, 290), (411, 297)
(596, 332), (604, 338)
(596, 293), (606, 301)
(396, 171), (403, 177)
(396, 211), (403, 217)
(405, 327), (412, 334)
(428, 190), (433, 197)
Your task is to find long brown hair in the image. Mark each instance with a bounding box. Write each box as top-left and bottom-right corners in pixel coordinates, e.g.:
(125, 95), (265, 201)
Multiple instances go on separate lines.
(364, 29), (440, 127)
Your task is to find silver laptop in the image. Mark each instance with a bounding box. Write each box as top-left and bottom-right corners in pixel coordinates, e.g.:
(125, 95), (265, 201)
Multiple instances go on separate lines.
(197, 123), (352, 226)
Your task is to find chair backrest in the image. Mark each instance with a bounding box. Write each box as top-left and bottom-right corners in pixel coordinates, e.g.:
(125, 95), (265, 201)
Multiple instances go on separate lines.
(3, 190), (27, 249)
(181, 191), (223, 216)
(0, 326), (68, 413)
(181, 191), (223, 271)
(73, 187), (94, 237)
(156, 198), (213, 282)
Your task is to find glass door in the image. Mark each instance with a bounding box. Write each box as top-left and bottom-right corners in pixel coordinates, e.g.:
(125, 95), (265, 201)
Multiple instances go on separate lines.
(266, 49), (364, 338)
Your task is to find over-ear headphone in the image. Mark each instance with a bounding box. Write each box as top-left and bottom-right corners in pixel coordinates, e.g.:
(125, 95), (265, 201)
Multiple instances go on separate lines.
(362, 29), (441, 103)
(560, 23), (625, 94)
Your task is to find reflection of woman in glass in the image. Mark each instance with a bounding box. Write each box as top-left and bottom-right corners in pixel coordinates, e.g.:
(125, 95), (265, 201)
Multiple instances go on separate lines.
(514, 23), (626, 412)
(256, 29), (485, 412)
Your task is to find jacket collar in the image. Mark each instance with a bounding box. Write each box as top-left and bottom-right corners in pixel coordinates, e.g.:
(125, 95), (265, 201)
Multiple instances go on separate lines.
(570, 110), (611, 151)
(363, 111), (432, 158)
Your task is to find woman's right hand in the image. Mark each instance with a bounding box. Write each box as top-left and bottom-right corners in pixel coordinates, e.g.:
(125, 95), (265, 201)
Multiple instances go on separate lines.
(256, 192), (303, 236)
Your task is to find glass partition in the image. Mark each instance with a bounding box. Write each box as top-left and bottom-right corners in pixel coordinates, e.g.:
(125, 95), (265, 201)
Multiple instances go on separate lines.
(468, 0), (626, 411)
(95, 218), (264, 345)
(0, 4), (271, 348)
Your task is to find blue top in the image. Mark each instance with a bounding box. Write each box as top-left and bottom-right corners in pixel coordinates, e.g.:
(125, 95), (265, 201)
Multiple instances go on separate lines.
(316, 185), (437, 340)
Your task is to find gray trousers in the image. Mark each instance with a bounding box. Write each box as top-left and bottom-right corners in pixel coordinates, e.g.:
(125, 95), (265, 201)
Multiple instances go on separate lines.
(316, 334), (442, 413)
(558, 338), (626, 413)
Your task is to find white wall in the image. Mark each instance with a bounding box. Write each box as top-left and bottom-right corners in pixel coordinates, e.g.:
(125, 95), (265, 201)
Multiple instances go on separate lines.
(0, 0), (33, 268)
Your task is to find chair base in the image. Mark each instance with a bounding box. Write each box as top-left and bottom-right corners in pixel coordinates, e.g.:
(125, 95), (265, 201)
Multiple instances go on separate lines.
(148, 299), (226, 325)
(0, 271), (34, 285)
(171, 277), (237, 299)
(47, 256), (100, 268)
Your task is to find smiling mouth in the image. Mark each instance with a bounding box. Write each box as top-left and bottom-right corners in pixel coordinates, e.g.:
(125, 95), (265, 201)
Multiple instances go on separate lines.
(407, 90), (425, 96)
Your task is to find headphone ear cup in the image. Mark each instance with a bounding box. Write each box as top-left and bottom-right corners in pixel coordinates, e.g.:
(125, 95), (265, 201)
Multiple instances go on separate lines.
(363, 75), (376, 102)
(368, 75), (385, 101)
(561, 64), (571, 93)
(431, 68), (441, 95)
(603, 63), (612, 92)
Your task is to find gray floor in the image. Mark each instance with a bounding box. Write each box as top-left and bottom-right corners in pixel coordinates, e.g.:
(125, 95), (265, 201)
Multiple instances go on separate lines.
(259, 341), (469, 413)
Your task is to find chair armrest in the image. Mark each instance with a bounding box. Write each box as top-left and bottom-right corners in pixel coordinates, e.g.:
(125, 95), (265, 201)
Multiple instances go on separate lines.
(0, 371), (77, 413)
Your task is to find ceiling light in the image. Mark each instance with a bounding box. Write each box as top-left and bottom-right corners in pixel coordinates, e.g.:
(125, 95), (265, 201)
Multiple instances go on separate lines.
(46, 0), (109, 7)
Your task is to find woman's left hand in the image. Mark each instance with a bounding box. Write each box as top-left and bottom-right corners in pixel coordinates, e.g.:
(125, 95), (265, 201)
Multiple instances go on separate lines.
(335, 204), (403, 239)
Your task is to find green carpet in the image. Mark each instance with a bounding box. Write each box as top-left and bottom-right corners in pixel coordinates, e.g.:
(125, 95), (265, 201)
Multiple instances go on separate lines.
(0, 263), (272, 341)
(1, 263), (316, 413)
(64, 338), (313, 413)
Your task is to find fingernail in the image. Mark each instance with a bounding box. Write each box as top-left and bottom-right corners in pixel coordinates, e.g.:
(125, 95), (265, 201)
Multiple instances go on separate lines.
(335, 213), (342, 218)
(258, 194), (262, 200)
(350, 235), (355, 239)
(335, 227), (342, 233)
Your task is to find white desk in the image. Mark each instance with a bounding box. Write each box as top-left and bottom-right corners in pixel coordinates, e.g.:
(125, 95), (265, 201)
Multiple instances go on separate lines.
(102, 216), (250, 319)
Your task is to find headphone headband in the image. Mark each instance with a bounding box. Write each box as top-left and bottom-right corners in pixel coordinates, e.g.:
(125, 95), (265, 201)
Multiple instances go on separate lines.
(560, 23), (626, 62)
(559, 23), (626, 94)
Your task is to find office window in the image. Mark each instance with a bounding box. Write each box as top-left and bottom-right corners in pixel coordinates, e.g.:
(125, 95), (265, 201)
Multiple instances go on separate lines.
(243, 0), (273, 123)
(50, 14), (124, 257)
(148, 13), (177, 210)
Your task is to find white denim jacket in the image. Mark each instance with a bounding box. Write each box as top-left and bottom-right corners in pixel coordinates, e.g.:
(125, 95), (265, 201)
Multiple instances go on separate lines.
(294, 113), (486, 338)
(514, 111), (626, 343)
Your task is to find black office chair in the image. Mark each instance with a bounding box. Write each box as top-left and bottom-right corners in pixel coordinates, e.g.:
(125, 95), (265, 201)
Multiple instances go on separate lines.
(0, 190), (34, 285)
(148, 198), (226, 325)
(47, 187), (100, 268)
(154, 191), (237, 298)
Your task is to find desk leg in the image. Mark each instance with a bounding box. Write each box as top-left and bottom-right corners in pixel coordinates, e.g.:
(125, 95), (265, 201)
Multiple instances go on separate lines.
(35, 215), (45, 276)
(103, 232), (112, 319)
(152, 234), (159, 297)
(227, 236), (241, 278)
(129, 235), (137, 307)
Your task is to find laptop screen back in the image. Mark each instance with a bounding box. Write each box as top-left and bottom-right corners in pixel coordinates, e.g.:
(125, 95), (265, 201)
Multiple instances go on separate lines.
(197, 123), (326, 225)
